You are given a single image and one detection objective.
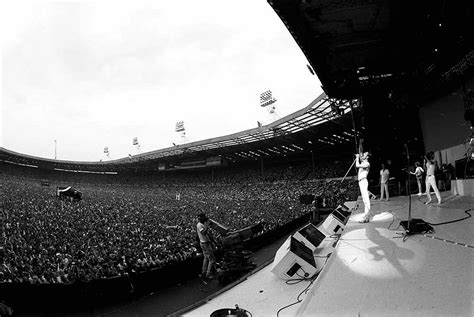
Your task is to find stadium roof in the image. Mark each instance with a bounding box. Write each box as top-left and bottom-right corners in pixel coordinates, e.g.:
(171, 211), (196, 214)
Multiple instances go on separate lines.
(1, 93), (362, 173)
(268, 0), (474, 99)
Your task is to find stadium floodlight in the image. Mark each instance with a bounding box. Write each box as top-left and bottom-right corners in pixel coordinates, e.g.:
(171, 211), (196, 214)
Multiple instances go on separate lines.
(175, 121), (188, 144)
(260, 90), (280, 122)
(132, 137), (141, 154)
(175, 121), (185, 132)
(260, 90), (277, 108)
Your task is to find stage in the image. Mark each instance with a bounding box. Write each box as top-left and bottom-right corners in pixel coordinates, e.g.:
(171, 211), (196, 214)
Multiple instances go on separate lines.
(184, 192), (474, 316)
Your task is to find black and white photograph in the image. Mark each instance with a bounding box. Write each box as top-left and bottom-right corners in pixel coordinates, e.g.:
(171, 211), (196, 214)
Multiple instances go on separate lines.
(1, 0), (473, 316)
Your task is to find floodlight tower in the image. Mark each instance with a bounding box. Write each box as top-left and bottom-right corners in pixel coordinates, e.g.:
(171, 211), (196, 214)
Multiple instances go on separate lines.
(132, 137), (141, 154)
(175, 121), (188, 144)
(260, 90), (280, 122)
(103, 146), (110, 160)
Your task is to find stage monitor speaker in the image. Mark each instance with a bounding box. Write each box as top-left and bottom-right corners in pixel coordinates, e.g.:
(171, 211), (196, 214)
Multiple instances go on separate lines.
(318, 205), (352, 236)
(292, 223), (327, 252)
(335, 203), (350, 213)
(271, 236), (318, 280)
(333, 204), (352, 225)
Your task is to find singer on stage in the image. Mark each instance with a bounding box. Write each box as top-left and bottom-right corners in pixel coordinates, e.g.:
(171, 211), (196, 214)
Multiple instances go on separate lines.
(356, 152), (372, 223)
(424, 152), (442, 205)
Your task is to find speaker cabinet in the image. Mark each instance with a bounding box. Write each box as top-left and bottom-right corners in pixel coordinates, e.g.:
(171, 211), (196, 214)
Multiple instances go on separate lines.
(292, 223), (327, 252)
(319, 204), (352, 236)
(336, 203), (351, 214)
(271, 236), (318, 280)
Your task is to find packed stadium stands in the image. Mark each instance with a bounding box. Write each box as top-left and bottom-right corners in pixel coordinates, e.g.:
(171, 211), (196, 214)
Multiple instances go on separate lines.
(0, 160), (358, 285)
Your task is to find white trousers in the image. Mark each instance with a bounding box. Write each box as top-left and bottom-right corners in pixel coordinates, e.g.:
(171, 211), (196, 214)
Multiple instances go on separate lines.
(425, 175), (441, 203)
(380, 182), (389, 200)
(359, 178), (371, 218)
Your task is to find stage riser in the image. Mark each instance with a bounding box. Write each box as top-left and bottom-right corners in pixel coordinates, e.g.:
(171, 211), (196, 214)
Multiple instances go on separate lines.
(451, 179), (474, 196)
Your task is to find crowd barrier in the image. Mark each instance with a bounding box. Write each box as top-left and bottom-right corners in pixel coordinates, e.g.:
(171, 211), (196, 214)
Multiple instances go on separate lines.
(0, 212), (312, 312)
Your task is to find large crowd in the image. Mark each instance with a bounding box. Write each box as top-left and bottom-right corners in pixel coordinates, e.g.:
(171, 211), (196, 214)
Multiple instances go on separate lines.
(0, 162), (357, 285)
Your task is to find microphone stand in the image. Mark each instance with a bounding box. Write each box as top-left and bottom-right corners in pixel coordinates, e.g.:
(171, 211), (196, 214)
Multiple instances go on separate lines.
(399, 142), (429, 238)
(340, 158), (357, 184)
(405, 143), (412, 233)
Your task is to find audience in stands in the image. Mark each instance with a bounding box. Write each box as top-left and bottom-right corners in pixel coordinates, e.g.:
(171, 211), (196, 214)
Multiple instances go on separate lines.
(0, 161), (357, 285)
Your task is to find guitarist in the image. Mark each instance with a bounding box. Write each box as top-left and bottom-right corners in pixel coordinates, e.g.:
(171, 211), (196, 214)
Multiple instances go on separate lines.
(356, 139), (372, 223)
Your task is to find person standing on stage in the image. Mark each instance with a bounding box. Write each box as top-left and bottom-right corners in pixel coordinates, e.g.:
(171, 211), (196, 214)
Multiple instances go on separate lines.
(410, 161), (424, 195)
(379, 163), (390, 201)
(356, 152), (371, 223)
(424, 152), (442, 205)
(196, 213), (216, 279)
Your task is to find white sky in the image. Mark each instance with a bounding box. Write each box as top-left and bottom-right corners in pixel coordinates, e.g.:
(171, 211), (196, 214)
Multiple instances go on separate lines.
(1, 0), (322, 162)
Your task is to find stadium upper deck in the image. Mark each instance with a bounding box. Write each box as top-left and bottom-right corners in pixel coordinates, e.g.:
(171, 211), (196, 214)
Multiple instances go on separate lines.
(0, 93), (361, 173)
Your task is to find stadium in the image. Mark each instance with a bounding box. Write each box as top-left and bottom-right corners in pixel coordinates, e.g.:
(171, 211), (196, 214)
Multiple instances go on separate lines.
(1, 0), (474, 316)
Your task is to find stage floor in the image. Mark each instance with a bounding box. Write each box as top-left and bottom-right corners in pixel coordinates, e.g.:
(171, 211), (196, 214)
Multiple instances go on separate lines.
(185, 192), (474, 316)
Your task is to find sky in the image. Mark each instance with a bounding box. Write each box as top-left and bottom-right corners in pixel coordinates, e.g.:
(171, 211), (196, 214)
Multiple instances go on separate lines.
(1, 0), (322, 162)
